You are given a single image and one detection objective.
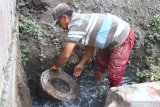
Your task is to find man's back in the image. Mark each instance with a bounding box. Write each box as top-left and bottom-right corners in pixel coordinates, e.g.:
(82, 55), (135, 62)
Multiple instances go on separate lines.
(67, 12), (130, 49)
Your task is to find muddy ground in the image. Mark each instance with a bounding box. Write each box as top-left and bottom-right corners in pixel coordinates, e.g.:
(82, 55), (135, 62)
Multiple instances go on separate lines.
(18, 0), (160, 78)
(17, 0), (160, 105)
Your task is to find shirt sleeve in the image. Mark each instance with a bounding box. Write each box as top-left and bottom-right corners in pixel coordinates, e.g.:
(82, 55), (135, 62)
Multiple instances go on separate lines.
(66, 26), (87, 44)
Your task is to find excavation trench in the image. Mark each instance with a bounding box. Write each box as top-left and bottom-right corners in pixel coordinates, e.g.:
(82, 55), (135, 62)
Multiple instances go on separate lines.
(18, 0), (160, 106)
(26, 58), (137, 107)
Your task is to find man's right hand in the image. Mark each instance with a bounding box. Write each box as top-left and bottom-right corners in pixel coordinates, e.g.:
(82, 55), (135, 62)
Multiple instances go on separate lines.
(50, 43), (76, 72)
(50, 65), (59, 72)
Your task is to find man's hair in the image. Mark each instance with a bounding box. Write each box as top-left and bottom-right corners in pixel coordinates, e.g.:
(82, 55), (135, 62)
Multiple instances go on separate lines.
(64, 10), (73, 17)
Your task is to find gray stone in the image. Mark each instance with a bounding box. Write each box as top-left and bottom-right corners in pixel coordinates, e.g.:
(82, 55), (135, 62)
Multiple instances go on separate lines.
(104, 82), (160, 107)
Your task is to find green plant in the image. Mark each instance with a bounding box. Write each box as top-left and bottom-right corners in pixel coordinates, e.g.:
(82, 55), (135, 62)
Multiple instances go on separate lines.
(136, 65), (160, 83)
(0, 103), (3, 107)
(150, 15), (160, 41)
(150, 15), (160, 33)
(19, 18), (43, 39)
(137, 54), (160, 83)
(136, 15), (160, 83)
(127, 16), (132, 22)
(145, 15), (160, 48)
(61, 64), (70, 70)
(38, 51), (46, 62)
(20, 43), (29, 65)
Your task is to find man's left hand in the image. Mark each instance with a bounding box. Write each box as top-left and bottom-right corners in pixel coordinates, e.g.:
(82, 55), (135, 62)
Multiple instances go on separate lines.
(73, 64), (84, 77)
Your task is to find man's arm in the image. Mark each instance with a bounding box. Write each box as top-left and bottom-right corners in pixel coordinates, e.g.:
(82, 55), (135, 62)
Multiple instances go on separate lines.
(50, 43), (76, 71)
(79, 45), (94, 66)
(73, 45), (94, 76)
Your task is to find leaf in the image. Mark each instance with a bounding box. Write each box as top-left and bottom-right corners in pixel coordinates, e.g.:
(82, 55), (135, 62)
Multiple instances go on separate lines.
(136, 72), (140, 76)
(150, 76), (155, 81)
(61, 64), (70, 70)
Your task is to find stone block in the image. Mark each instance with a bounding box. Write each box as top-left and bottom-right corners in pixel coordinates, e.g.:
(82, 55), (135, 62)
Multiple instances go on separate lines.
(104, 82), (160, 107)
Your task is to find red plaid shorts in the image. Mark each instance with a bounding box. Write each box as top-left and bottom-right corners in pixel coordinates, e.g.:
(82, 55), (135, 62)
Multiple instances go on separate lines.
(96, 28), (135, 87)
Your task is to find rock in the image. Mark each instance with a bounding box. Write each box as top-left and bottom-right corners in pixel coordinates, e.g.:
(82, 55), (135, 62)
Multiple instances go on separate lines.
(104, 82), (160, 107)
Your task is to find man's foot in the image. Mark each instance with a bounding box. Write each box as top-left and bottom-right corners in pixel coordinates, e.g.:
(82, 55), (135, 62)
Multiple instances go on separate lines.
(95, 70), (105, 81)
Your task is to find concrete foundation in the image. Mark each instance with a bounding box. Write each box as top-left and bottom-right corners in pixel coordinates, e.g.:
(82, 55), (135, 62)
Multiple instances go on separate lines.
(104, 82), (160, 107)
(0, 0), (31, 107)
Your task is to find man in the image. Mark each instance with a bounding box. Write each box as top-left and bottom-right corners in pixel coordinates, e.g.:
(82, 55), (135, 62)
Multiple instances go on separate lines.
(50, 3), (134, 87)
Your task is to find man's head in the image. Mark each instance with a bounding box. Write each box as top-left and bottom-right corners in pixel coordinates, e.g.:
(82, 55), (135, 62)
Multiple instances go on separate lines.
(52, 3), (73, 30)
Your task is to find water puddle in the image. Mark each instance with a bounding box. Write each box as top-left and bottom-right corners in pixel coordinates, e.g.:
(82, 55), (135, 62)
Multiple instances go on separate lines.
(31, 65), (137, 107)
